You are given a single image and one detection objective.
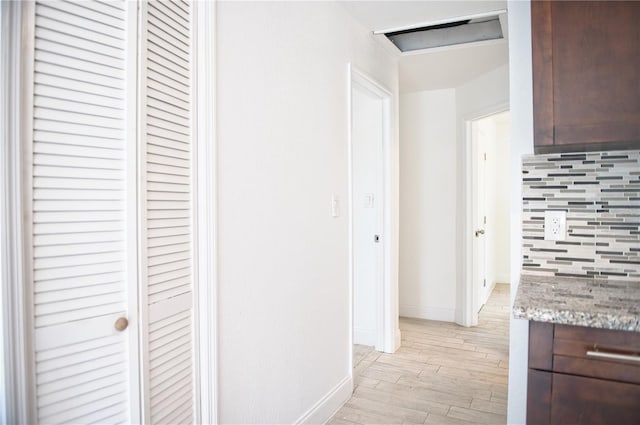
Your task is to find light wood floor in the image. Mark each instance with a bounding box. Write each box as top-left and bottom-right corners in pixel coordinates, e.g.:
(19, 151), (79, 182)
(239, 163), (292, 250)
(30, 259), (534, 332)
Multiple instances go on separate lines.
(330, 283), (510, 425)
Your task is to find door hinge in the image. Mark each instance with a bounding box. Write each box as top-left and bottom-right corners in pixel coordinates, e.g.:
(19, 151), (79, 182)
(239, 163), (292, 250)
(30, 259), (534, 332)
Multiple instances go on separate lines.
(484, 215), (487, 225)
(483, 278), (486, 287)
(484, 153), (487, 161)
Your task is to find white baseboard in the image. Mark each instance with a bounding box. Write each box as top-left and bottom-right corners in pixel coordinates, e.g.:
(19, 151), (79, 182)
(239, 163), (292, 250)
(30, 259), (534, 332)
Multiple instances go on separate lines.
(495, 274), (511, 285)
(353, 327), (376, 347)
(480, 280), (498, 307)
(294, 374), (353, 425)
(400, 304), (456, 322)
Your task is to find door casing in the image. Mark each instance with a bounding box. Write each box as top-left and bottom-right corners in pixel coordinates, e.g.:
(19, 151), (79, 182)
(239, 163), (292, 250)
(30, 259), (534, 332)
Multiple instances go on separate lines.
(347, 64), (400, 364)
(462, 103), (509, 327)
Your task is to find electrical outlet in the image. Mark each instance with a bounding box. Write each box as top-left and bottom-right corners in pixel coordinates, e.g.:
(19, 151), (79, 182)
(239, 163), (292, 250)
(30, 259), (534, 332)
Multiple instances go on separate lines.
(544, 210), (566, 241)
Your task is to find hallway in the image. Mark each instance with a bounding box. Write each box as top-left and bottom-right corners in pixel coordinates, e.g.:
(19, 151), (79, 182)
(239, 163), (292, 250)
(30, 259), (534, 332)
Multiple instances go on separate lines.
(330, 284), (510, 424)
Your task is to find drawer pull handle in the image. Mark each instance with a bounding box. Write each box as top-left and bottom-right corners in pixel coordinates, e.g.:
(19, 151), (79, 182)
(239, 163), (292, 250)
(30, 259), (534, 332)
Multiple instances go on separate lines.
(586, 350), (640, 363)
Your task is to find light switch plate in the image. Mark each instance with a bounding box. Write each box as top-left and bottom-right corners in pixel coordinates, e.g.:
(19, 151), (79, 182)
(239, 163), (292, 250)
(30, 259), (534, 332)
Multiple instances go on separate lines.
(544, 210), (566, 241)
(331, 195), (339, 218)
(364, 193), (374, 208)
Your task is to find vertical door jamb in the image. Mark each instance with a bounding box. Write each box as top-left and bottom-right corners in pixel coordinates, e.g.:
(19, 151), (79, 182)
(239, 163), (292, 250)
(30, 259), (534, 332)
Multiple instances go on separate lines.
(129, 1), (144, 422)
(194, 1), (218, 423)
(1, 1), (35, 422)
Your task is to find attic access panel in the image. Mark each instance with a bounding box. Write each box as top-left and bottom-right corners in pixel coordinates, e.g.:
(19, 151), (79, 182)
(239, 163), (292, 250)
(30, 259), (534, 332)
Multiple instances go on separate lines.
(384, 15), (503, 52)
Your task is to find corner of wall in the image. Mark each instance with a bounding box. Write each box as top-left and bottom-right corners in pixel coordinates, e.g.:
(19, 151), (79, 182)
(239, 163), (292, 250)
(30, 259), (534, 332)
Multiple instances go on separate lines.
(294, 375), (353, 425)
(507, 1), (533, 424)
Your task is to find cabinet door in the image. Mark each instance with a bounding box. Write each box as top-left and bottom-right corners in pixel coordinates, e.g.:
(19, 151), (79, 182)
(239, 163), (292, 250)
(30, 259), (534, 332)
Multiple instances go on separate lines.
(551, 373), (640, 425)
(527, 369), (552, 425)
(532, 1), (640, 153)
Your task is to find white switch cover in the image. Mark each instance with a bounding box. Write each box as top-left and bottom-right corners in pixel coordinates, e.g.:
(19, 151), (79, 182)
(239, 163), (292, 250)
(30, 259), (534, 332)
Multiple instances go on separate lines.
(331, 195), (339, 218)
(544, 210), (566, 241)
(364, 193), (374, 208)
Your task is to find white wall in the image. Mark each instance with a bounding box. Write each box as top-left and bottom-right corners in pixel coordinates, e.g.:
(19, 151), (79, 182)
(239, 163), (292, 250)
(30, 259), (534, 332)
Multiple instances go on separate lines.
(507, 1), (534, 423)
(399, 89), (457, 322)
(455, 64), (510, 120)
(216, 2), (398, 423)
(399, 65), (509, 324)
(455, 64), (510, 324)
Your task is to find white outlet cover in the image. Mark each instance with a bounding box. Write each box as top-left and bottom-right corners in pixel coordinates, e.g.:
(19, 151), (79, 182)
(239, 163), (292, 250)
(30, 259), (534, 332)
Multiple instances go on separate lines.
(544, 210), (567, 241)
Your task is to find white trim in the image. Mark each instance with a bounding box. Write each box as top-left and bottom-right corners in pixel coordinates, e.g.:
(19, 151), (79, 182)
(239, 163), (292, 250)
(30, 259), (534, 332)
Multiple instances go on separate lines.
(373, 9), (508, 35)
(195, 1), (218, 423)
(1, 2), (31, 422)
(20, 3), (36, 421)
(480, 280), (497, 308)
(132, 1), (146, 422)
(348, 64), (399, 355)
(294, 375), (353, 425)
(461, 102), (510, 327)
(354, 328), (377, 347)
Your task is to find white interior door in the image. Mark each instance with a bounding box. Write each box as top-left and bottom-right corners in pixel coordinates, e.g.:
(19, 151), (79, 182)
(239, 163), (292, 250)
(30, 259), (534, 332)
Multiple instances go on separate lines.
(24, 1), (196, 423)
(29, 1), (140, 422)
(472, 122), (488, 316)
(352, 82), (384, 349)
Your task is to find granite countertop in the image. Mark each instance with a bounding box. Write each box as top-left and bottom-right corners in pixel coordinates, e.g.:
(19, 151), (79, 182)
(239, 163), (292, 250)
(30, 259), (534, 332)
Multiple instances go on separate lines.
(513, 274), (640, 332)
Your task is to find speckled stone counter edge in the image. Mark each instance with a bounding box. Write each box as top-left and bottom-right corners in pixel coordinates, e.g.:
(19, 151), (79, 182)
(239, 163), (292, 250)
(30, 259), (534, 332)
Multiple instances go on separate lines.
(513, 274), (640, 332)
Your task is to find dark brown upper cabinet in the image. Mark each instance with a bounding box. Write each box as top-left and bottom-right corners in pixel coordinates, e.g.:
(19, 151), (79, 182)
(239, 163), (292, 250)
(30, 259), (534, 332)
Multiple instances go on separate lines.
(532, 1), (640, 154)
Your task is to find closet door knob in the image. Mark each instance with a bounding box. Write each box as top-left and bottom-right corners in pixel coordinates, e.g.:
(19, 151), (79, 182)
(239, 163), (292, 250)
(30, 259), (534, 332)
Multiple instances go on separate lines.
(114, 317), (129, 332)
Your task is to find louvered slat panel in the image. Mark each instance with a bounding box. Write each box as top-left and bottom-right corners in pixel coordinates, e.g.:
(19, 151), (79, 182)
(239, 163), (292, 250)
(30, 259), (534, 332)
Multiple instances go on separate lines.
(34, 272), (122, 294)
(34, 210), (123, 223)
(143, 2), (195, 423)
(34, 165), (122, 180)
(148, 311), (193, 422)
(34, 96), (122, 121)
(147, 86), (190, 111)
(35, 14), (125, 52)
(34, 84), (124, 112)
(31, 1), (133, 423)
(147, 209), (189, 219)
(37, 2), (126, 39)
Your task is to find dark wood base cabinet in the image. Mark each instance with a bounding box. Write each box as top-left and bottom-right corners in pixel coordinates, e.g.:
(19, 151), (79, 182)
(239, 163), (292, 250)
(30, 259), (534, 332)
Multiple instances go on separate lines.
(527, 322), (640, 425)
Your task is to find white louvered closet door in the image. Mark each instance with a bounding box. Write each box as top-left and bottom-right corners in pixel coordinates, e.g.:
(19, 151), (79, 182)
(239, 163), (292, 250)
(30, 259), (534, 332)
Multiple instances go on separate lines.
(30, 1), (140, 423)
(140, 1), (196, 424)
(26, 0), (197, 424)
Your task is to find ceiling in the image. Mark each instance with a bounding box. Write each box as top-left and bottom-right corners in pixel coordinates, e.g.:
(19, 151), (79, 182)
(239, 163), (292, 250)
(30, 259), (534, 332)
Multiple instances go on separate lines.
(339, 1), (509, 93)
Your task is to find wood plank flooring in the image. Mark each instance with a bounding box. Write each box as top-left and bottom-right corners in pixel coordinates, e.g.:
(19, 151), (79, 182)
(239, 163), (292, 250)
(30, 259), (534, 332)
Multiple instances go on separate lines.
(329, 283), (510, 425)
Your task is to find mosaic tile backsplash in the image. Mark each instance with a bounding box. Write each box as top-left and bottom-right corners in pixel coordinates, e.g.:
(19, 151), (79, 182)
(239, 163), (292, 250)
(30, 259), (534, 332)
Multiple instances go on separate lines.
(522, 150), (640, 281)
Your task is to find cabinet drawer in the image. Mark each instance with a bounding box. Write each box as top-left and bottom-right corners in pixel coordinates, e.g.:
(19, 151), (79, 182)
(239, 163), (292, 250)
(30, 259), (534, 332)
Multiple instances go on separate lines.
(553, 324), (640, 384)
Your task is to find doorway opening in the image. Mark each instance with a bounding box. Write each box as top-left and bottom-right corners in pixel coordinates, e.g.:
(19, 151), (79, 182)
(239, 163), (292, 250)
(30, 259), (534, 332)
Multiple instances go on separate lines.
(467, 110), (511, 326)
(348, 65), (399, 375)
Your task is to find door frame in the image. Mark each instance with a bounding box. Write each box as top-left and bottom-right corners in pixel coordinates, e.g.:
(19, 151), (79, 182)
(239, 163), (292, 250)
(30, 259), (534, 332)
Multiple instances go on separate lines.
(347, 64), (399, 361)
(461, 103), (509, 327)
(1, 2), (33, 422)
(194, 1), (218, 423)
(0, 2), (218, 422)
